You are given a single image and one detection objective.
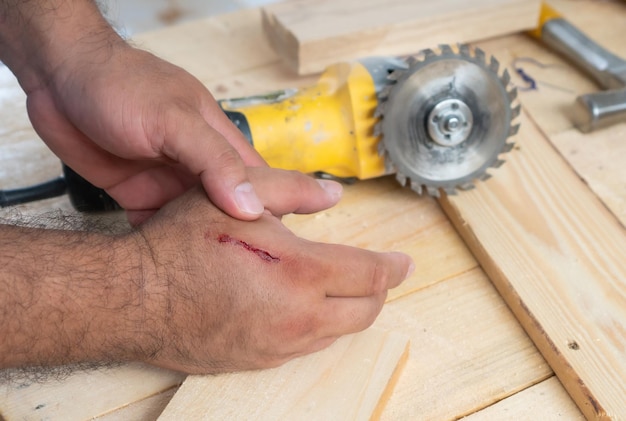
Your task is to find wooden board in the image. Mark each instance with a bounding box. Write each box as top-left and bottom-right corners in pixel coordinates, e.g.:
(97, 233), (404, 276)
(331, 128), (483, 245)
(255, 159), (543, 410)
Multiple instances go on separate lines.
(158, 328), (409, 420)
(94, 387), (179, 421)
(439, 111), (626, 419)
(473, 0), (626, 225)
(463, 377), (584, 420)
(261, 0), (541, 74)
(373, 268), (551, 420)
(550, 126), (626, 227)
(0, 364), (185, 420)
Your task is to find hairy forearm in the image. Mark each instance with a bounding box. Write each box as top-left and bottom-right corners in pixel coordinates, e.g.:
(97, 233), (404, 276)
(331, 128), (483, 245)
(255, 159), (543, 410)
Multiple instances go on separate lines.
(0, 0), (123, 92)
(0, 223), (153, 369)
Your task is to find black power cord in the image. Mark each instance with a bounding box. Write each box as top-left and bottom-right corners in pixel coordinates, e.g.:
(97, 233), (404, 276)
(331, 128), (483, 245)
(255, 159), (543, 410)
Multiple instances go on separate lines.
(0, 164), (121, 212)
(0, 177), (67, 207)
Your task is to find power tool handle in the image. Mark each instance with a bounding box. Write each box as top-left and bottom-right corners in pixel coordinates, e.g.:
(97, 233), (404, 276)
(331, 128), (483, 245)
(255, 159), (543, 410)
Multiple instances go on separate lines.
(62, 164), (121, 212)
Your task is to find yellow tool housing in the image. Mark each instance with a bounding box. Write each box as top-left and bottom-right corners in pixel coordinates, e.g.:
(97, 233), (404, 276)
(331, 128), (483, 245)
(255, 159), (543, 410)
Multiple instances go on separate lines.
(220, 62), (386, 180)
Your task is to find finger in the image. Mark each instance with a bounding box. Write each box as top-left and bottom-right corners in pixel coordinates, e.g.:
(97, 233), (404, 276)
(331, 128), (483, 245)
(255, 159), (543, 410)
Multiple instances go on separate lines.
(106, 166), (196, 210)
(160, 109), (264, 220)
(248, 168), (343, 216)
(27, 90), (159, 187)
(311, 244), (414, 298)
(200, 103), (268, 168)
(319, 293), (388, 337)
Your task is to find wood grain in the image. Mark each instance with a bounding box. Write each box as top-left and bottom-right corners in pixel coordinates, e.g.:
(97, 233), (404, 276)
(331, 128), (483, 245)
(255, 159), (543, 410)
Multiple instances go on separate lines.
(439, 112), (626, 419)
(0, 364), (185, 421)
(158, 328), (409, 421)
(550, 126), (626, 227)
(94, 387), (179, 421)
(472, 0), (626, 226)
(374, 268), (551, 420)
(261, 0), (541, 74)
(463, 377), (584, 420)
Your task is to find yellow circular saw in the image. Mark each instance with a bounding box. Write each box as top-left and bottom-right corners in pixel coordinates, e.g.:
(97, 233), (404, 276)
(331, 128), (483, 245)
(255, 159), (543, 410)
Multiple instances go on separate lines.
(220, 44), (521, 197)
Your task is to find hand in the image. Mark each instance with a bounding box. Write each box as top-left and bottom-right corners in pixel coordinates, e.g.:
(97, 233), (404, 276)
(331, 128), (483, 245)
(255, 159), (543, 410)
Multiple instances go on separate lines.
(25, 40), (267, 221)
(128, 168), (414, 374)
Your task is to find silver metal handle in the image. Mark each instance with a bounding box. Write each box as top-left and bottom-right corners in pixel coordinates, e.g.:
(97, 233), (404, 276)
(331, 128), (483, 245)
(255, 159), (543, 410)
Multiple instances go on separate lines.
(542, 18), (626, 90)
(572, 88), (626, 133)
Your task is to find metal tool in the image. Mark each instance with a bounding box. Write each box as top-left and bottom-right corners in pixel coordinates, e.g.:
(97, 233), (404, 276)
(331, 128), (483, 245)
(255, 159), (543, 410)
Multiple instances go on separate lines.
(222, 44), (519, 197)
(530, 3), (626, 132)
(2, 45), (519, 211)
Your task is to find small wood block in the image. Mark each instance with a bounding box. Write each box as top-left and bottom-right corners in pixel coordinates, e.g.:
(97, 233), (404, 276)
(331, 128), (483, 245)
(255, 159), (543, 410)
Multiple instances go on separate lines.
(158, 328), (409, 421)
(262, 0), (541, 75)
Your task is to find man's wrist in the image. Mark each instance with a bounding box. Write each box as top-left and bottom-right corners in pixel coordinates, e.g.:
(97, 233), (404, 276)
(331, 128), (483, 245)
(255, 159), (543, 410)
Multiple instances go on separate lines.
(0, 224), (156, 369)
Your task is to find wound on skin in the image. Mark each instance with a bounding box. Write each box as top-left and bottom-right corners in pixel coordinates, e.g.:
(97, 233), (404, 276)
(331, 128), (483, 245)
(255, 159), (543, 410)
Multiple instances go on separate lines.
(217, 234), (280, 263)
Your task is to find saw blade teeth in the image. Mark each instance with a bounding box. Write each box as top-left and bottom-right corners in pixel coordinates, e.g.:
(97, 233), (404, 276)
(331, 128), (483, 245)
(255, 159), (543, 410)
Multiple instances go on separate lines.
(379, 85), (394, 100)
(377, 45), (519, 196)
(421, 48), (436, 60)
(426, 186), (441, 197)
(489, 56), (500, 74)
(443, 186), (458, 196)
(387, 70), (403, 82)
(439, 44), (454, 55)
(479, 172), (492, 182)
(405, 55), (419, 66)
(374, 103), (386, 118)
(458, 43), (471, 58)
(410, 180), (423, 195)
(459, 182), (476, 191)
(511, 105), (521, 119)
(373, 122), (384, 138)
(501, 68), (511, 86)
(474, 47), (486, 65)
(385, 157), (396, 173)
(395, 172), (408, 187)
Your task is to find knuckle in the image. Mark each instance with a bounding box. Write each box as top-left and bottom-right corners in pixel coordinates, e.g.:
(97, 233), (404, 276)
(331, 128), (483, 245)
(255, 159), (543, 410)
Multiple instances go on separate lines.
(211, 146), (244, 176)
(367, 259), (390, 296)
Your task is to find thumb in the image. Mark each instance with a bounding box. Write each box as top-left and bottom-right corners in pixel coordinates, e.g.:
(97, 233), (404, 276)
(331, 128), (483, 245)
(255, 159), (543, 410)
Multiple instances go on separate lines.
(162, 111), (264, 220)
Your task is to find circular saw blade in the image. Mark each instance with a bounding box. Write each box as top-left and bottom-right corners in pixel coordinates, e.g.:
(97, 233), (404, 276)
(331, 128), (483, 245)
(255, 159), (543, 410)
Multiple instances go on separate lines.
(377, 44), (520, 197)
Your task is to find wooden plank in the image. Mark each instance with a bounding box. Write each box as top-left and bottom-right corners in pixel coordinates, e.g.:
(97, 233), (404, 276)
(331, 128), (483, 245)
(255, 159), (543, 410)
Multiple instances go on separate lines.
(439, 111), (626, 419)
(94, 387), (178, 421)
(550, 126), (626, 227)
(158, 328), (409, 421)
(0, 364), (185, 421)
(463, 377), (584, 420)
(373, 269), (551, 420)
(132, 9), (318, 95)
(469, 0), (626, 228)
(261, 0), (541, 75)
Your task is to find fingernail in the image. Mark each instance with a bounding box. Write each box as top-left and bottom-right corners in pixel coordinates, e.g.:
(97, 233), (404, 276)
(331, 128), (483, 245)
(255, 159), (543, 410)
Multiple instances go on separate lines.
(406, 261), (416, 279)
(234, 182), (264, 215)
(317, 179), (343, 201)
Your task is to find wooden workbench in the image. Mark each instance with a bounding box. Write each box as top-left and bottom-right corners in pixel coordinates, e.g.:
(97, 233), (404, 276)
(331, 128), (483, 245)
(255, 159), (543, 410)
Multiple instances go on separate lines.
(0, 0), (624, 419)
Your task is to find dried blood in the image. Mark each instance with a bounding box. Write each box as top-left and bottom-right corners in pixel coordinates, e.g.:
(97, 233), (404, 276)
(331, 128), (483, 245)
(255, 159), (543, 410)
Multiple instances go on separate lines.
(217, 234), (280, 263)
